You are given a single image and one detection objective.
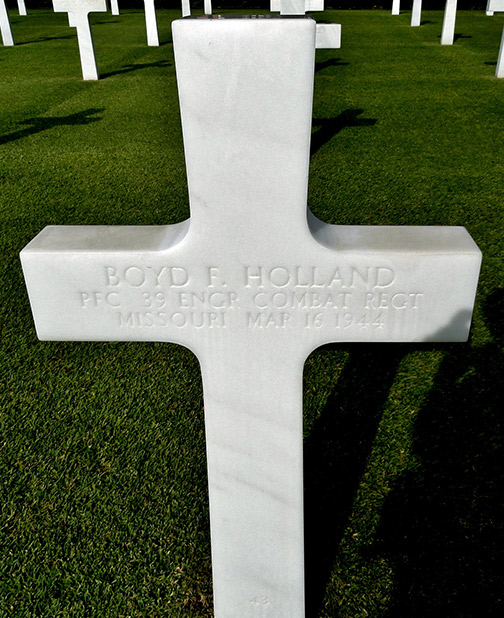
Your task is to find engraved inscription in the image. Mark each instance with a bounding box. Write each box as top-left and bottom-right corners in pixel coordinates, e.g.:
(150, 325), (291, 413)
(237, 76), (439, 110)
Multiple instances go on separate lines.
(77, 263), (423, 332)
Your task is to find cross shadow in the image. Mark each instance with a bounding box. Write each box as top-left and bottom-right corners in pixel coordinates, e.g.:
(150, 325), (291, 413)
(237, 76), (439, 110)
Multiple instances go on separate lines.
(304, 343), (409, 617)
(303, 305), (489, 617)
(101, 60), (171, 78)
(454, 33), (472, 42)
(0, 108), (104, 147)
(92, 20), (121, 25)
(16, 34), (75, 45)
(315, 58), (349, 73)
(311, 108), (377, 156)
(485, 61), (497, 66)
(420, 20), (435, 25)
(371, 292), (504, 616)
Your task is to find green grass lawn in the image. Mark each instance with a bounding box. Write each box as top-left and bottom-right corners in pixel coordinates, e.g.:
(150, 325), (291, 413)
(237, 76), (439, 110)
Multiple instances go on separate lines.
(1, 8), (503, 617)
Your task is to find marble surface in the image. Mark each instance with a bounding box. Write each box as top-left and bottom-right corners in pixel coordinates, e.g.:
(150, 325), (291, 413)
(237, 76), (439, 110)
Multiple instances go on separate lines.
(204, 0), (212, 15)
(411, 0), (422, 26)
(315, 23), (341, 49)
(441, 0), (457, 45)
(1, 0), (15, 46)
(487, 0), (504, 11)
(279, 0), (306, 14)
(21, 15), (481, 618)
(271, 0), (324, 13)
(181, 0), (190, 17)
(17, 0), (27, 16)
(144, 0), (159, 46)
(391, 0), (400, 15)
(111, 0), (119, 15)
(53, 0), (107, 80)
(497, 26), (504, 77)
(486, 1), (504, 76)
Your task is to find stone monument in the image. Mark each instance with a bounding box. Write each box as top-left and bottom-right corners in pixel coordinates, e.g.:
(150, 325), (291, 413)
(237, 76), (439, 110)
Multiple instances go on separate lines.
(143, 0), (159, 46)
(441, 0), (457, 45)
(53, 0), (107, 80)
(271, 0), (340, 47)
(21, 15), (481, 618)
(486, 0), (504, 77)
(1, 0), (15, 46)
(181, 0), (190, 17)
(17, 0), (27, 16)
(411, 0), (422, 27)
(110, 0), (119, 16)
(391, 0), (400, 15)
(271, 0), (324, 13)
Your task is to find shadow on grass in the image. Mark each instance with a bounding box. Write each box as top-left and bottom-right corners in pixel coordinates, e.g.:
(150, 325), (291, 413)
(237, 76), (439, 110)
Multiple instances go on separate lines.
(315, 58), (349, 73)
(101, 60), (171, 78)
(454, 33), (472, 42)
(304, 297), (503, 617)
(16, 34), (75, 45)
(311, 108), (377, 156)
(304, 344), (409, 618)
(374, 290), (504, 617)
(0, 108), (104, 146)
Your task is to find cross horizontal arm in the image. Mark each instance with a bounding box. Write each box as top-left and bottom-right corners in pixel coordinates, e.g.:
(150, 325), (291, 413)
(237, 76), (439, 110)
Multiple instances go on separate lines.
(21, 217), (480, 347)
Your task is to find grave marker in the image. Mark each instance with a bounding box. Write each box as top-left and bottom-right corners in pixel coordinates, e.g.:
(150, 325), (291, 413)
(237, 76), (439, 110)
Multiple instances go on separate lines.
(53, 0), (107, 80)
(204, 0), (212, 15)
(411, 0), (422, 26)
(181, 0), (190, 17)
(486, 0), (504, 76)
(110, 0), (119, 16)
(1, 0), (15, 46)
(21, 15), (481, 618)
(271, 0), (324, 12)
(441, 0), (457, 45)
(273, 0), (340, 46)
(485, 0), (504, 15)
(143, 0), (159, 46)
(17, 0), (27, 16)
(391, 0), (400, 15)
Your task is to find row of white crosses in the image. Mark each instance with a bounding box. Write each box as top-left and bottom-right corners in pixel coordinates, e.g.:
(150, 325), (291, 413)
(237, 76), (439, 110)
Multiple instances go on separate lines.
(21, 14), (481, 618)
(487, 0), (504, 77)
(393, 0), (504, 75)
(392, 0), (458, 45)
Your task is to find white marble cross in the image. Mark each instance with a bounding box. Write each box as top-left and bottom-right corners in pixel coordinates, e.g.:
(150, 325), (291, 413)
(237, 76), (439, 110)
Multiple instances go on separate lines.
(21, 16), (481, 618)
(411, 0), (422, 27)
(486, 0), (503, 15)
(17, 0), (27, 16)
(441, 0), (458, 45)
(110, 0), (119, 16)
(53, 0), (107, 80)
(1, 0), (15, 46)
(181, 0), (190, 17)
(204, 0), (212, 15)
(271, 0), (324, 13)
(143, 0), (159, 46)
(272, 0), (340, 48)
(391, 0), (400, 15)
(486, 0), (504, 76)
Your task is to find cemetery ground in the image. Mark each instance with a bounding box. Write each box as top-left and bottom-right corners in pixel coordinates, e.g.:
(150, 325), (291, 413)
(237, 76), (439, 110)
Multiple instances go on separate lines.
(1, 7), (503, 618)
